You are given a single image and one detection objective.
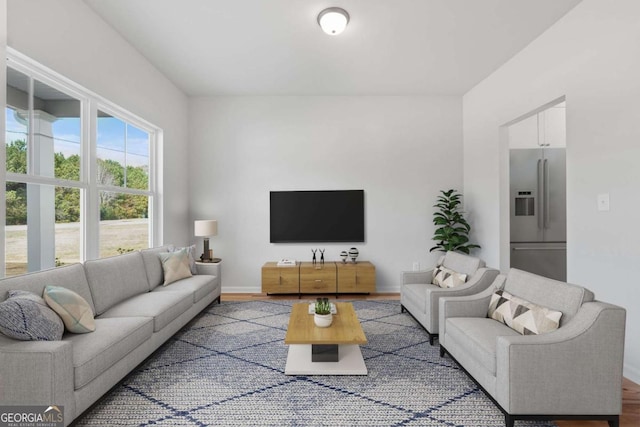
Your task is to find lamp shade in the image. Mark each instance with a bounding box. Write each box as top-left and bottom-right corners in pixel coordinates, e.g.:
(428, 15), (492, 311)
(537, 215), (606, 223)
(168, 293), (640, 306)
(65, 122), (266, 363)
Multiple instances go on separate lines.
(194, 220), (218, 237)
(317, 7), (349, 35)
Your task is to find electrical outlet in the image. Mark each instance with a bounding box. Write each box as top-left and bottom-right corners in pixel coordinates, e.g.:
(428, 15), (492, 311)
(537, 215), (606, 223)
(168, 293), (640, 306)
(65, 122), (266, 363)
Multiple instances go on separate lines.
(597, 193), (610, 211)
(412, 261), (420, 271)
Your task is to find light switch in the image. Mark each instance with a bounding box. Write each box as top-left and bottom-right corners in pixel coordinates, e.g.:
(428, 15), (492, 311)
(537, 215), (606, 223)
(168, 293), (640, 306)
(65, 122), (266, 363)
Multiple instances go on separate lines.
(597, 193), (610, 211)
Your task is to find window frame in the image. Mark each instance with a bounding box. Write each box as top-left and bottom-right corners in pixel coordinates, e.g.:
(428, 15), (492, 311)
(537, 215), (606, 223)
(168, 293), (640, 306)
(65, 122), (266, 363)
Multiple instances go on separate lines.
(2, 49), (162, 277)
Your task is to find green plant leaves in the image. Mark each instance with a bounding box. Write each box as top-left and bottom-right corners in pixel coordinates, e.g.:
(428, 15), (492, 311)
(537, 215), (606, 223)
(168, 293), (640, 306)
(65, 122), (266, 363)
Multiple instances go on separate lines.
(429, 189), (481, 254)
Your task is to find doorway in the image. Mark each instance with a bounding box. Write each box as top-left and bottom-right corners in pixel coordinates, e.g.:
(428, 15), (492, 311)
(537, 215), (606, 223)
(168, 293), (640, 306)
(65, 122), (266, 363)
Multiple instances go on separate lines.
(507, 101), (567, 281)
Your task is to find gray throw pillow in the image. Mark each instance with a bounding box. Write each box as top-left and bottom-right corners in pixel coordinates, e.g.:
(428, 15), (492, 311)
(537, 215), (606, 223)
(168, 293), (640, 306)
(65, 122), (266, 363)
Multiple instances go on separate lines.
(0, 290), (64, 341)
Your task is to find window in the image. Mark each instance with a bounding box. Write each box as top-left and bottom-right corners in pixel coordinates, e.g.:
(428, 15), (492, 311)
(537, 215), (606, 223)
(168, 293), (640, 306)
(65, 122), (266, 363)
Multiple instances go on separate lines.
(97, 112), (152, 257)
(3, 52), (160, 277)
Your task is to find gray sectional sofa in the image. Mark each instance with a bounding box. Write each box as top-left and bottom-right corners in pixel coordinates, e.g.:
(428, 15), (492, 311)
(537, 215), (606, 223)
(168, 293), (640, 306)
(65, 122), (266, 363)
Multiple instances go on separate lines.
(0, 245), (221, 426)
(439, 268), (626, 427)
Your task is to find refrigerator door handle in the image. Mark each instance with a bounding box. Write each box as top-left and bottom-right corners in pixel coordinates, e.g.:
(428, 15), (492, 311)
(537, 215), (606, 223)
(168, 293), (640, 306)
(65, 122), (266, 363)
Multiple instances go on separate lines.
(537, 158), (543, 230)
(544, 158), (550, 229)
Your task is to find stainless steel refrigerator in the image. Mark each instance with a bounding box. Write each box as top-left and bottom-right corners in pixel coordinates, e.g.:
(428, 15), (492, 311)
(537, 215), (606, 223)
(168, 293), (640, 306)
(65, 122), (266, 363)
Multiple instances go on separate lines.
(510, 148), (566, 281)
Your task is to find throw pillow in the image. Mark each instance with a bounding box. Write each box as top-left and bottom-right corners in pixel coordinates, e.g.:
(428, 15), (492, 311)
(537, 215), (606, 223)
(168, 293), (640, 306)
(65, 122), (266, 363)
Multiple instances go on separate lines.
(158, 248), (192, 286)
(171, 244), (197, 274)
(43, 285), (96, 333)
(0, 290), (64, 341)
(432, 266), (467, 288)
(487, 289), (562, 335)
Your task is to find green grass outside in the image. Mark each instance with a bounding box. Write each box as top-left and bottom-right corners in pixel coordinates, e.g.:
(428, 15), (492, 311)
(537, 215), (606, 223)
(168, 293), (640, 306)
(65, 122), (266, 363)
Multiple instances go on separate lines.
(5, 219), (148, 277)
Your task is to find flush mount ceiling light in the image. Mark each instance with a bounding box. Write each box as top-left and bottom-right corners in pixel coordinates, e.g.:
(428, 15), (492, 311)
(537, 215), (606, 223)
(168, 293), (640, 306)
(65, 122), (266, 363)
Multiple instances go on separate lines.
(317, 7), (350, 35)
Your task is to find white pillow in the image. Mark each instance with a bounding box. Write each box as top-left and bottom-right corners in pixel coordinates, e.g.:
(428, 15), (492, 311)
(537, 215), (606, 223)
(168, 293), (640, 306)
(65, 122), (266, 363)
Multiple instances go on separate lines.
(158, 248), (193, 285)
(432, 265), (467, 288)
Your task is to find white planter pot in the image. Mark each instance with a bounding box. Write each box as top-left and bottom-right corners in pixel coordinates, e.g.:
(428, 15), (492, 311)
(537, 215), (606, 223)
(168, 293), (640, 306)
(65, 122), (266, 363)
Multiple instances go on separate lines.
(314, 313), (333, 328)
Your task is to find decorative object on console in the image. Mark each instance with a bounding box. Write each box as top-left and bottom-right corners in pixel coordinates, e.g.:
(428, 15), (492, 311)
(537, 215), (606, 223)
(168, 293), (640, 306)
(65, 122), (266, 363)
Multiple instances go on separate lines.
(320, 249), (325, 264)
(194, 219), (218, 262)
(312, 249), (317, 264)
(340, 251), (348, 263)
(314, 298), (333, 327)
(348, 247), (359, 263)
(430, 189), (480, 254)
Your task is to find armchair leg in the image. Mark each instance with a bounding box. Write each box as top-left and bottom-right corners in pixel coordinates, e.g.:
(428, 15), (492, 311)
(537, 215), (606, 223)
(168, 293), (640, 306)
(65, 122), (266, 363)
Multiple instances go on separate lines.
(400, 304), (405, 313)
(608, 416), (619, 427)
(428, 333), (436, 346)
(439, 345), (445, 358)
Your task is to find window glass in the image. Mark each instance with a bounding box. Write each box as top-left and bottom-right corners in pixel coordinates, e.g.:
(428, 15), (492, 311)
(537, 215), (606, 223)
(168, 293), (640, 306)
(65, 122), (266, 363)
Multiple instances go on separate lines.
(99, 192), (149, 257)
(4, 183), (80, 277)
(5, 182), (27, 276)
(33, 80), (81, 180)
(6, 68), (29, 174)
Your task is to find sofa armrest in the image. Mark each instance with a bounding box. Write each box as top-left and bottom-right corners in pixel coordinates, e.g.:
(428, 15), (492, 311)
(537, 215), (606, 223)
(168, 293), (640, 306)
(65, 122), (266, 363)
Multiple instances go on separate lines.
(495, 301), (626, 415)
(425, 268), (500, 332)
(401, 269), (434, 285)
(0, 339), (75, 420)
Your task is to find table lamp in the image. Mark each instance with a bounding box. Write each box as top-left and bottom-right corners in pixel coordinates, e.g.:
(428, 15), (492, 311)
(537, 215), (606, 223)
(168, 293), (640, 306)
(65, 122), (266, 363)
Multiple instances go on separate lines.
(194, 220), (218, 262)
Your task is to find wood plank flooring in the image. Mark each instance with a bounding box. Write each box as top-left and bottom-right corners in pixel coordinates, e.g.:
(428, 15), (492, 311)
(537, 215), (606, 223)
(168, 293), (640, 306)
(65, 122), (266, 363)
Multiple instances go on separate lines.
(222, 292), (640, 427)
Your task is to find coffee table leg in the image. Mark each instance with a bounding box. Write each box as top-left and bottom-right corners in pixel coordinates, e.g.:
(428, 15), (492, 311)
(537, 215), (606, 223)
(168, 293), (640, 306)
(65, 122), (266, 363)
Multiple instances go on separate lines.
(311, 344), (339, 362)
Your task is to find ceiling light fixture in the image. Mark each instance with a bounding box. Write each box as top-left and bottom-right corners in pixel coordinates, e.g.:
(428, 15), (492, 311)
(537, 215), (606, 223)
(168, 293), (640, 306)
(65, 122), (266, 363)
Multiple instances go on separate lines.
(317, 7), (350, 35)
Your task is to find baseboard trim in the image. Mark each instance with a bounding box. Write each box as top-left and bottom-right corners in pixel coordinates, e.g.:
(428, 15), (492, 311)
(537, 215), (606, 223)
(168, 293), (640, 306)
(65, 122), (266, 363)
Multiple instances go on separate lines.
(221, 286), (262, 293)
(624, 363), (640, 385)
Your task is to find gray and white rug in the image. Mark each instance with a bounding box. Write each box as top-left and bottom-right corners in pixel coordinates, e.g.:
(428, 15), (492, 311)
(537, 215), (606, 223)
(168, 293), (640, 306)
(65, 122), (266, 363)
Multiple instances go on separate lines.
(76, 300), (555, 426)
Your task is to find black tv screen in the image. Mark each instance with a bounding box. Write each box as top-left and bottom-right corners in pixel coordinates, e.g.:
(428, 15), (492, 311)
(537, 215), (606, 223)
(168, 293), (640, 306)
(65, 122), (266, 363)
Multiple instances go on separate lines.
(270, 190), (365, 243)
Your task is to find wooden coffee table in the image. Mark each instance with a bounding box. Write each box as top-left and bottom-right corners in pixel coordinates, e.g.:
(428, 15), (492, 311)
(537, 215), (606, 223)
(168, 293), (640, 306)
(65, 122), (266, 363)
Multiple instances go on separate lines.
(284, 302), (368, 375)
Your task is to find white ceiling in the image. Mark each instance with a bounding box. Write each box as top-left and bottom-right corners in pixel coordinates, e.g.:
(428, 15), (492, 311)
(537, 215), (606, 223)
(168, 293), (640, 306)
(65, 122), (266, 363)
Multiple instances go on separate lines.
(84, 0), (582, 96)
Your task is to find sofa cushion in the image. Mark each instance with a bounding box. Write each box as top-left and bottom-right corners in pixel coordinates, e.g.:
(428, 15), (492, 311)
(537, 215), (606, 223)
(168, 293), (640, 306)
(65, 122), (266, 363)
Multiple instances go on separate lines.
(0, 263), (95, 314)
(43, 285), (95, 333)
(99, 291), (193, 332)
(504, 269), (594, 324)
(442, 251), (485, 277)
(432, 266), (467, 288)
(67, 316), (153, 389)
(0, 290), (64, 341)
(140, 245), (172, 290)
(152, 275), (218, 303)
(446, 317), (519, 375)
(84, 251), (149, 315)
(488, 289), (562, 335)
(158, 249), (192, 286)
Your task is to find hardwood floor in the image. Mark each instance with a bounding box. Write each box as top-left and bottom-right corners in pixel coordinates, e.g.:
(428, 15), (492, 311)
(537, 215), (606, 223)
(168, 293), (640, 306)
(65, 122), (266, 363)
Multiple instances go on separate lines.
(222, 292), (640, 427)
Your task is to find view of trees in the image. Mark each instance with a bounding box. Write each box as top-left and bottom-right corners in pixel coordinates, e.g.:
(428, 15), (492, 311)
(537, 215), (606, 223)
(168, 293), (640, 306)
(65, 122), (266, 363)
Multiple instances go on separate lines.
(5, 140), (148, 225)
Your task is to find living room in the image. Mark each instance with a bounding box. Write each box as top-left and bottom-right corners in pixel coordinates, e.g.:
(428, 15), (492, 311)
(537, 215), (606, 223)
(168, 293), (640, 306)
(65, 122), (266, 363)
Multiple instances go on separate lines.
(1, 0), (639, 426)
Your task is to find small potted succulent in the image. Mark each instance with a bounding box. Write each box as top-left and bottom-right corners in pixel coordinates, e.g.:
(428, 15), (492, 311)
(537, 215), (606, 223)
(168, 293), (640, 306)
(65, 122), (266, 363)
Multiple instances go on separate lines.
(314, 298), (333, 328)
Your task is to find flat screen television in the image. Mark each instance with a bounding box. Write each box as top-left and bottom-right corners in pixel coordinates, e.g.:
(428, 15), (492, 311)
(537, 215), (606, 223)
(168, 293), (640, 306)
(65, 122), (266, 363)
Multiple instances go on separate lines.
(270, 190), (365, 243)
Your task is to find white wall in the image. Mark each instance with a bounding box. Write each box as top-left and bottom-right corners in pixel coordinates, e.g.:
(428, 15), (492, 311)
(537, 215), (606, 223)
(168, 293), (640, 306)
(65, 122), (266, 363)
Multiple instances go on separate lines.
(6, 0), (190, 246)
(189, 96), (462, 292)
(463, 0), (640, 382)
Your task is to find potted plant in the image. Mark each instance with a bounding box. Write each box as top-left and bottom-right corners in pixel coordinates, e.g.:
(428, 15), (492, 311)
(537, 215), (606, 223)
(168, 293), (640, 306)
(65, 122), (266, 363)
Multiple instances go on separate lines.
(430, 189), (480, 254)
(314, 298), (333, 328)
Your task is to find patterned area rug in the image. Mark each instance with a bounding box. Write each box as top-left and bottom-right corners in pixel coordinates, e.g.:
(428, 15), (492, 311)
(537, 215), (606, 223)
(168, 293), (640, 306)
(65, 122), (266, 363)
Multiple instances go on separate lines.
(76, 300), (555, 426)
